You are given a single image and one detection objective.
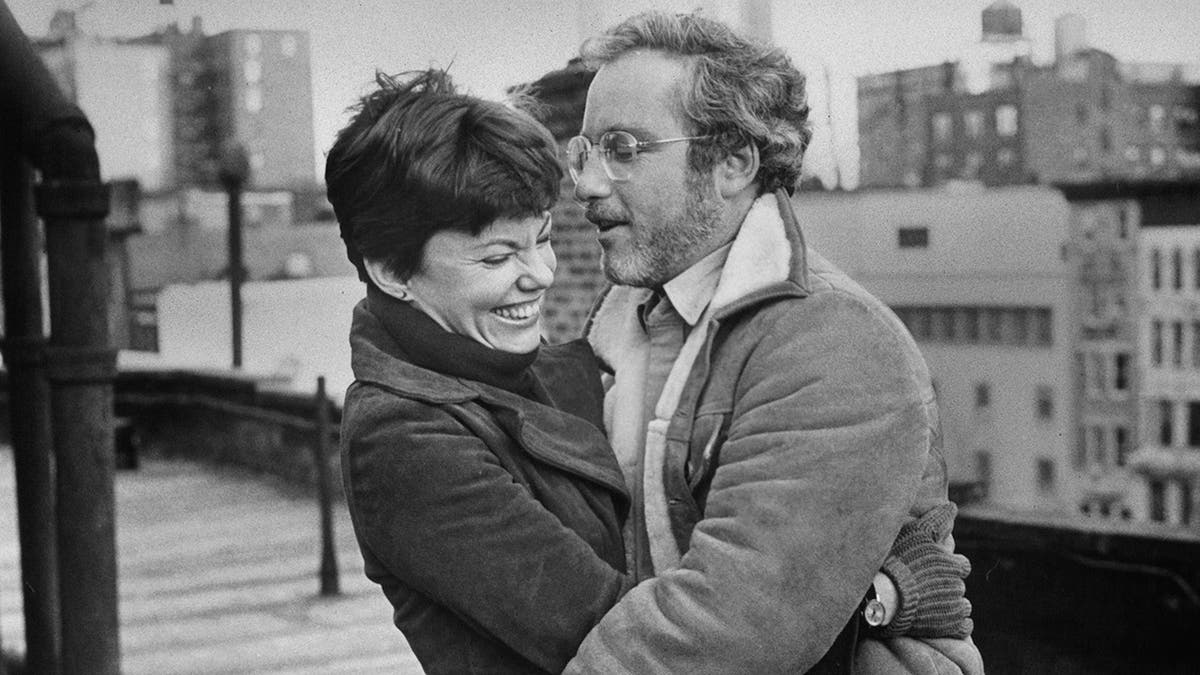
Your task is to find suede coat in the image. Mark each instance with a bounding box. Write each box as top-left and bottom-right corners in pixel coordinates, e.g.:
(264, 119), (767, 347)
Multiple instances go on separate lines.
(567, 191), (984, 674)
(340, 300), (630, 674)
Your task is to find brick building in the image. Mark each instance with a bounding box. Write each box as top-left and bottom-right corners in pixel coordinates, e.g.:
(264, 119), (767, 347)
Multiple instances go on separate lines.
(858, 2), (1200, 188)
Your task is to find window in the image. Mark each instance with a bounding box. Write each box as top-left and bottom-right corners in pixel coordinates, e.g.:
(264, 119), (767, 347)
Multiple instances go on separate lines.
(1182, 481), (1194, 525)
(1073, 425), (1088, 469)
(1174, 321), (1185, 367)
(985, 308), (1004, 342)
(1036, 458), (1056, 494)
(965, 110), (984, 138)
(1091, 425), (1107, 468)
(1151, 248), (1162, 289)
(243, 59), (262, 84)
(1150, 146), (1166, 166)
(1033, 308), (1053, 345)
(1152, 320), (1164, 366)
(932, 308), (955, 341)
(1174, 248), (1184, 290)
(1159, 399), (1175, 446)
(996, 147), (1016, 167)
(933, 112), (953, 143)
(1149, 104), (1166, 134)
(898, 227), (930, 249)
(1115, 426), (1130, 467)
(959, 307), (980, 341)
(1099, 128), (1112, 154)
(1114, 352), (1130, 392)
(996, 104), (1019, 136)
(1089, 352), (1106, 393)
(962, 152), (983, 178)
(245, 87), (263, 113)
(1075, 103), (1089, 125)
(1189, 402), (1200, 447)
(1035, 385), (1054, 420)
(975, 383), (991, 408)
(1149, 480), (1166, 522)
(1125, 145), (1141, 163)
(1193, 322), (1200, 368)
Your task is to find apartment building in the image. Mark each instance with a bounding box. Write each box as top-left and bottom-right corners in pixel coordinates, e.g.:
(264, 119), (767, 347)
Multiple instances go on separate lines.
(1061, 181), (1200, 527)
(858, 3), (1200, 189)
(796, 186), (1074, 511)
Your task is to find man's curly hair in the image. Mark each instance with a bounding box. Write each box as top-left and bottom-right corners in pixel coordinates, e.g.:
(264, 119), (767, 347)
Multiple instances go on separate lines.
(581, 11), (812, 195)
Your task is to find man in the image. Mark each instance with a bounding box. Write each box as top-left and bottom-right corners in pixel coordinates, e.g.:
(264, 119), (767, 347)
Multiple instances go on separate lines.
(564, 11), (983, 674)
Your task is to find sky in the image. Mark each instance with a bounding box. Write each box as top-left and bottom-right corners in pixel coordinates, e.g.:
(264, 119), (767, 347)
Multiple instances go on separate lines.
(7, 0), (1200, 187)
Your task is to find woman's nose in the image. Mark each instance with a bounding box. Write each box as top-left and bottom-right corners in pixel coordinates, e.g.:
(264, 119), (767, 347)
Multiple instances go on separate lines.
(517, 249), (555, 290)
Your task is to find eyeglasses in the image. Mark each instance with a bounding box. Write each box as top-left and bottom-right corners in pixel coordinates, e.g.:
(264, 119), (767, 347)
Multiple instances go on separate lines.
(566, 130), (710, 183)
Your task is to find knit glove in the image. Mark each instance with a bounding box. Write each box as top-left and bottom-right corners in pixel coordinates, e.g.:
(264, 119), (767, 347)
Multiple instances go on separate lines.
(876, 503), (973, 639)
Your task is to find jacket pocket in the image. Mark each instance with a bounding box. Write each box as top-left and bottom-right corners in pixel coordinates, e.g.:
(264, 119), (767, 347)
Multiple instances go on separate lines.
(686, 411), (729, 496)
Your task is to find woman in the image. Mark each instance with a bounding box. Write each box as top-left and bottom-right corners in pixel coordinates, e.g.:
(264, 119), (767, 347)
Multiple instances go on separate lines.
(327, 70), (629, 674)
(326, 70), (967, 674)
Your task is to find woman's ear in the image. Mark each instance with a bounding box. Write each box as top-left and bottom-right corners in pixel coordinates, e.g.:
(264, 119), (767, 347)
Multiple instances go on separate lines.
(364, 259), (410, 301)
(716, 142), (760, 199)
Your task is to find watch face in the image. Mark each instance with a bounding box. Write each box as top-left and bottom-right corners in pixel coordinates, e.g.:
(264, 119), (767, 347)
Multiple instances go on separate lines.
(863, 599), (887, 627)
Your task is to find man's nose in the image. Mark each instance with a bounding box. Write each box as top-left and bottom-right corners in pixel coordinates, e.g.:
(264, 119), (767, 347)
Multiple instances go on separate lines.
(572, 154), (612, 203)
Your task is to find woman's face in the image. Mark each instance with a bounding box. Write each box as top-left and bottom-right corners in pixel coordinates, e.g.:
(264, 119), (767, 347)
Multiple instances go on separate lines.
(405, 212), (556, 353)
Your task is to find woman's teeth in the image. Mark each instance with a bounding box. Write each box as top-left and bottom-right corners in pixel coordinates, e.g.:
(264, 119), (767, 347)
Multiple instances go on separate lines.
(493, 300), (539, 320)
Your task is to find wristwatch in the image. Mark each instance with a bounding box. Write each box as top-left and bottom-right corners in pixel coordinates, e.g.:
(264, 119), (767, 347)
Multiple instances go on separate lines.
(860, 584), (886, 627)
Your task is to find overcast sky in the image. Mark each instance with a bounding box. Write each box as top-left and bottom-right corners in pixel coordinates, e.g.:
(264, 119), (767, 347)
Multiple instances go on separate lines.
(9, 0), (1200, 186)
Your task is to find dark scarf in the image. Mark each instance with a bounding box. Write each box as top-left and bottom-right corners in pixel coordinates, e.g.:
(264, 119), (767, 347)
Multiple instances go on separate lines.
(366, 286), (541, 400)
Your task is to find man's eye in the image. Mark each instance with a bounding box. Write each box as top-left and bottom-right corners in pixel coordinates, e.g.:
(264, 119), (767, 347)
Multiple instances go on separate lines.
(481, 255), (511, 266)
(537, 235), (552, 247)
(607, 144), (638, 162)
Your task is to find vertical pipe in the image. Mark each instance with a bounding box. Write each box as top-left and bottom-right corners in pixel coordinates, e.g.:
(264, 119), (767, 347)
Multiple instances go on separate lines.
(1, 155), (62, 674)
(314, 376), (340, 596)
(219, 144), (248, 370)
(36, 179), (119, 675)
(226, 181), (243, 368)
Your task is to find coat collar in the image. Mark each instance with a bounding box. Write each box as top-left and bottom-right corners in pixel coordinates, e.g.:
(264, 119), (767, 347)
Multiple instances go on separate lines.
(350, 300), (629, 498)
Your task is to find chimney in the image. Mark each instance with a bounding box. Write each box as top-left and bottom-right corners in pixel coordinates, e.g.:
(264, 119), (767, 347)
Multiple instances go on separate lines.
(1055, 13), (1087, 62)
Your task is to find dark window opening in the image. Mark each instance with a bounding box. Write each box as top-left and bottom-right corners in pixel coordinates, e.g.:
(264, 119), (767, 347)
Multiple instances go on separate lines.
(898, 226), (930, 249)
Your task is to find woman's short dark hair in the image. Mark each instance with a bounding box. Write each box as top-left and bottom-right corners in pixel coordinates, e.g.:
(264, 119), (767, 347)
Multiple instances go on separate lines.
(325, 70), (562, 282)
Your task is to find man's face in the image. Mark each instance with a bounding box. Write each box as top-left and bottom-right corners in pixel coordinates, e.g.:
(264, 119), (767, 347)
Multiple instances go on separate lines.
(574, 50), (727, 288)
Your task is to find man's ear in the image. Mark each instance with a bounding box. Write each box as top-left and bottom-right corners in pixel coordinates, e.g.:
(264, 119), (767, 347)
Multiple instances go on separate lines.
(364, 259), (410, 301)
(716, 142), (759, 199)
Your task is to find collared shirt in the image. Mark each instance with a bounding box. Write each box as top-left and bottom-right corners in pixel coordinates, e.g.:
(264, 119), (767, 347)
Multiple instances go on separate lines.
(620, 242), (733, 580)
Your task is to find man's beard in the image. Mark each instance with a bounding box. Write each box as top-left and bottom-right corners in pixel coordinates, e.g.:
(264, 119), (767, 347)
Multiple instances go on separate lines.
(602, 171), (725, 288)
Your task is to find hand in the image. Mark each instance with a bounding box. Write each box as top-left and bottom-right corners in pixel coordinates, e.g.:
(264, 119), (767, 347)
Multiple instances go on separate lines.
(878, 503), (973, 639)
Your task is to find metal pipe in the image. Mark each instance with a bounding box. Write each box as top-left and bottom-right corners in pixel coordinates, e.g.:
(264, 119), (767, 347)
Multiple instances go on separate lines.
(314, 376), (340, 596)
(37, 177), (118, 675)
(1, 153), (62, 675)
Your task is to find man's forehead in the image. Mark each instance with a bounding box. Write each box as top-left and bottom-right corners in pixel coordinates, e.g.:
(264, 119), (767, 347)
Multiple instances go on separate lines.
(582, 52), (687, 133)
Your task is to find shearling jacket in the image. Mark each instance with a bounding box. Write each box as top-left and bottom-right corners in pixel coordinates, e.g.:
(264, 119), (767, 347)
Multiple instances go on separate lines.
(568, 191), (984, 674)
(340, 300), (630, 674)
